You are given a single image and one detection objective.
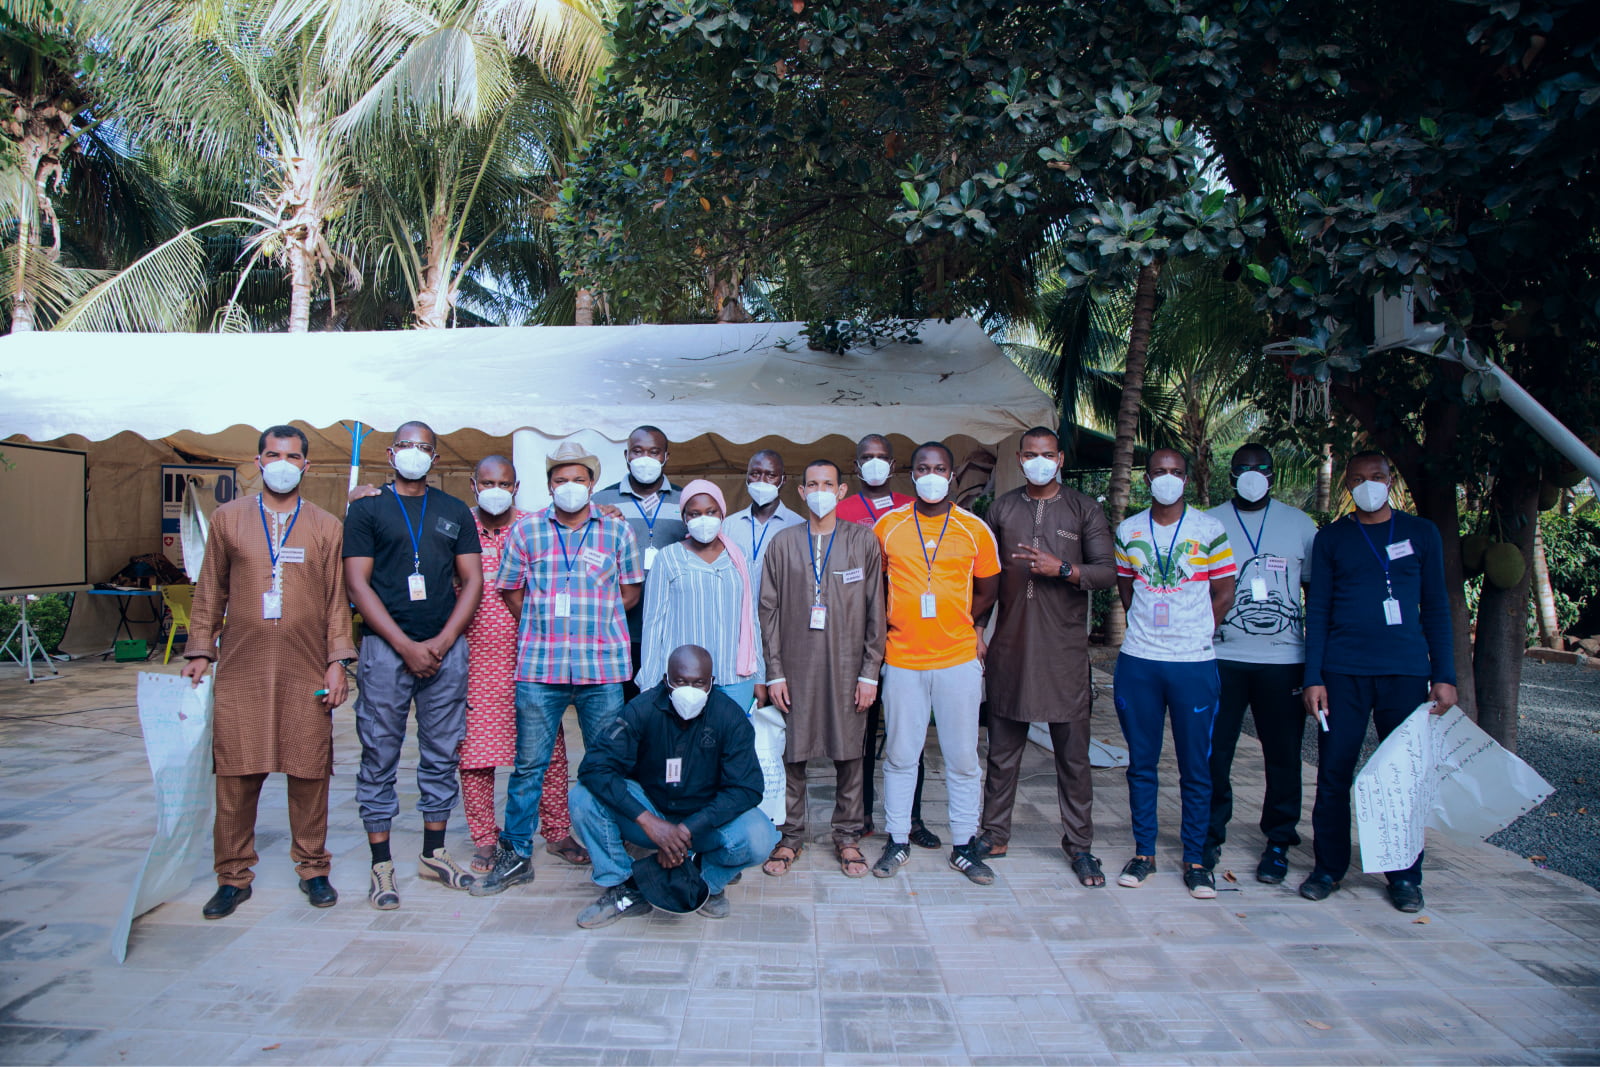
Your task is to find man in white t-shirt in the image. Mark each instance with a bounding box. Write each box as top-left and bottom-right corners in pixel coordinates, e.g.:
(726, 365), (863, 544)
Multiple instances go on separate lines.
(1113, 449), (1236, 899)
(1203, 443), (1319, 885)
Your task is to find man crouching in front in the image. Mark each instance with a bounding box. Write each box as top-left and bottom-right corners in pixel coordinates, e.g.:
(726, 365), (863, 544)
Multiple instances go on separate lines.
(569, 644), (779, 928)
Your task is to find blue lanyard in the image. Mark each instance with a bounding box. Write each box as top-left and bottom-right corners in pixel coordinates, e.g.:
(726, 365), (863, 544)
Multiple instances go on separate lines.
(1353, 514), (1397, 595)
(858, 492), (882, 520)
(912, 507), (953, 586)
(257, 494), (302, 572)
(1154, 506), (1187, 585)
(746, 512), (777, 561)
(555, 516), (595, 578)
(1231, 499), (1270, 557)
(632, 492), (665, 542)
(390, 484), (428, 573)
(806, 522), (839, 602)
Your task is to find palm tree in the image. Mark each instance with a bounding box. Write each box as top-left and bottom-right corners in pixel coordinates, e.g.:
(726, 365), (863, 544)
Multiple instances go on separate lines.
(62, 0), (608, 332)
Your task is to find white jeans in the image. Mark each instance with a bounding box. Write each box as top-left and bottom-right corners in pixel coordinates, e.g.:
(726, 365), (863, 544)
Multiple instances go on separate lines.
(881, 659), (984, 846)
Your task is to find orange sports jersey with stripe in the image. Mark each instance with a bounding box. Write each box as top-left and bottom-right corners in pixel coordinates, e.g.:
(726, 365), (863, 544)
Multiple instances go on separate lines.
(874, 503), (1002, 670)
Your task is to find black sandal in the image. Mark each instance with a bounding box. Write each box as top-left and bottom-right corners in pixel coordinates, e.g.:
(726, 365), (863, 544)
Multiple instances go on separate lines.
(1069, 851), (1105, 887)
(908, 822), (942, 850)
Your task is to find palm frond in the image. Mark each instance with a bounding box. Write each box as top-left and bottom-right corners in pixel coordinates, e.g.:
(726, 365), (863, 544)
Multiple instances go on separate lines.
(52, 218), (250, 331)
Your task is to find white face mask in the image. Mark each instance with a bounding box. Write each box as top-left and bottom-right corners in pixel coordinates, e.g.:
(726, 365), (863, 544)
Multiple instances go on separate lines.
(1235, 470), (1270, 504)
(629, 456), (663, 484)
(805, 490), (838, 518)
(1352, 479), (1390, 513)
(686, 515), (722, 543)
(1021, 456), (1059, 486)
(476, 487), (513, 516)
(1149, 473), (1186, 506)
(260, 459), (304, 494)
(859, 457), (891, 487)
(551, 481), (590, 513)
(669, 684), (709, 720)
(914, 473), (949, 503)
(747, 481), (779, 507)
(393, 447), (433, 481)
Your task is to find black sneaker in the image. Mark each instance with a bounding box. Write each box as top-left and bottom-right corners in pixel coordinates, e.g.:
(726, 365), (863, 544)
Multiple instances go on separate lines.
(1298, 872), (1339, 901)
(1256, 844), (1290, 884)
(949, 838), (996, 885)
(699, 891), (730, 919)
(1387, 881), (1424, 913)
(908, 821), (942, 850)
(1185, 865), (1217, 899)
(577, 881), (653, 929)
(1117, 855), (1156, 887)
(872, 839), (911, 878)
(468, 847), (533, 897)
(1201, 843), (1222, 871)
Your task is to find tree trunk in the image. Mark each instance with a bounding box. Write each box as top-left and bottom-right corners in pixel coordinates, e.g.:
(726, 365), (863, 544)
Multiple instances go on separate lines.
(1315, 442), (1333, 512)
(9, 210), (35, 332)
(287, 240), (313, 333)
(1104, 260), (1163, 646)
(413, 209), (452, 329)
(1411, 475), (1478, 721)
(575, 287), (596, 326)
(1472, 479), (1539, 752)
(1531, 518), (1561, 649)
(709, 267), (752, 323)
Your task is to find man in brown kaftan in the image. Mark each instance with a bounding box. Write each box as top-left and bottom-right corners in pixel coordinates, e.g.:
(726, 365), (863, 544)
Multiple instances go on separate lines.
(975, 426), (1116, 886)
(757, 460), (886, 878)
(182, 425), (356, 919)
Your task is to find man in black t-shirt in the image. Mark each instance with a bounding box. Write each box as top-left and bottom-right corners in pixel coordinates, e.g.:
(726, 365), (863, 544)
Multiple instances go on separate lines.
(344, 421), (484, 910)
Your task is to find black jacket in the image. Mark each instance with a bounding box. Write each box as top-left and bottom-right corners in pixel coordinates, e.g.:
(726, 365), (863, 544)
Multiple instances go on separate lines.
(577, 683), (763, 839)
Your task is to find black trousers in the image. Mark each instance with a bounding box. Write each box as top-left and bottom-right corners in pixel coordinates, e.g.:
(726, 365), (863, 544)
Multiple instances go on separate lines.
(1312, 671), (1428, 884)
(1206, 660), (1307, 854)
(862, 694), (925, 829)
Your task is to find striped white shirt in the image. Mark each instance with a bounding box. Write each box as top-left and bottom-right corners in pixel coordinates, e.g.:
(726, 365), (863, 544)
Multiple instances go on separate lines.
(636, 540), (765, 687)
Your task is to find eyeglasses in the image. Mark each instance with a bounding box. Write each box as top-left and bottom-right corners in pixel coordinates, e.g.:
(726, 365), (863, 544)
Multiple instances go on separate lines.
(394, 441), (436, 455)
(1231, 463), (1270, 474)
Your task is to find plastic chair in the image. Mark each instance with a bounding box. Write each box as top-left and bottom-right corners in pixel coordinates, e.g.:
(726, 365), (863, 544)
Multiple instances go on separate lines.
(161, 584), (194, 665)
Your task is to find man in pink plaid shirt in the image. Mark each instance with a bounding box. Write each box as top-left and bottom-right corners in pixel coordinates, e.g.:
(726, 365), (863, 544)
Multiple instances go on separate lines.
(472, 439), (645, 896)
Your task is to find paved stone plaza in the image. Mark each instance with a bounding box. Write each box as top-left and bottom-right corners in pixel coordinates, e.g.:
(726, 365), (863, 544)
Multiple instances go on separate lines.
(1, 657), (1597, 1066)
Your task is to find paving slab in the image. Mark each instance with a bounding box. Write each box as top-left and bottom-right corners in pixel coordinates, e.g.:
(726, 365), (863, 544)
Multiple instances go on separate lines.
(1, 656), (1596, 1065)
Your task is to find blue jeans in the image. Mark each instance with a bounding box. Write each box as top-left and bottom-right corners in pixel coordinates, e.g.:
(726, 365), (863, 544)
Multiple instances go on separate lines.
(1113, 653), (1220, 865)
(502, 682), (623, 855)
(568, 780), (779, 894)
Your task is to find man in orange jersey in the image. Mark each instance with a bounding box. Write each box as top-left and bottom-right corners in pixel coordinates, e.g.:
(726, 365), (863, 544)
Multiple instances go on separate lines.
(870, 442), (1001, 883)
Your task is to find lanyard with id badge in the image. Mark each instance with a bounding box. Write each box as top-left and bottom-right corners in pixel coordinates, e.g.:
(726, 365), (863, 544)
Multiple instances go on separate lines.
(1355, 514), (1408, 625)
(634, 492), (665, 570)
(1150, 507), (1186, 629)
(913, 508), (953, 619)
(258, 495), (302, 619)
(553, 518), (595, 618)
(1232, 499), (1273, 602)
(807, 524), (838, 630)
(390, 485), (429, 601)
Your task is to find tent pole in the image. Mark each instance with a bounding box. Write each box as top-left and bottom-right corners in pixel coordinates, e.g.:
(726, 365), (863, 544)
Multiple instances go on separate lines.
(512, 429), (540, 512)
(344, 421), (371, 514)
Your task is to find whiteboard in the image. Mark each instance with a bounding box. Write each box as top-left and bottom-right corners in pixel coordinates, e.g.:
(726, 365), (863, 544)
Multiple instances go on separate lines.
(0, 442), (88, 593)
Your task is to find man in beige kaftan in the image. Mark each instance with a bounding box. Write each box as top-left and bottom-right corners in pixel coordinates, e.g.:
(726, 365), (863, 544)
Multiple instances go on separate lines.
(182, 425), (356, 918)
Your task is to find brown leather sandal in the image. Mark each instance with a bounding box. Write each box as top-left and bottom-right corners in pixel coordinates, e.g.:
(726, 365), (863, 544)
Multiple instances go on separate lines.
(471, 843), (497, 873)
(762, 843), (801, 876)
(837, 844), (869, 878)
(544, 835), (591, 866)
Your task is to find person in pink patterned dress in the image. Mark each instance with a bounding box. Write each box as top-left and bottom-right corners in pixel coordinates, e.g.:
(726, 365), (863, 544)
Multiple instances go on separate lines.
(462, 456), (589, 871)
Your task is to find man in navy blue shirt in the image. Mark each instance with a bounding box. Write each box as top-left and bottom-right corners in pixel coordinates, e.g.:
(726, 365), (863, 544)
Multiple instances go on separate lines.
(1301, 451), (1458, 912)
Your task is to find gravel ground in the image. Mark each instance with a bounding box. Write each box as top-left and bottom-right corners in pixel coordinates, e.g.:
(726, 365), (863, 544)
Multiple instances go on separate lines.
(1239, 660), (1600, 891)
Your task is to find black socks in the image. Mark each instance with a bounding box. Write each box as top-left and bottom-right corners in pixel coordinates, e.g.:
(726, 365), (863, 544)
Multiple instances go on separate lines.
(370, 839), (392, 866)
(422, 827), (445, 858)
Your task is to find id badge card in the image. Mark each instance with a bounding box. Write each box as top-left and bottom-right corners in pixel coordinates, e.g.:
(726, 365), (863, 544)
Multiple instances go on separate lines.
(809, 604), (827, 630)
(1152, 601), (1171, 628)
(408, 573), (427, 601)
(1250, 577), (1269, 601)
(1383, 597), (1403, 625)
(920, 592), (937, 618)
(1387, 539), (1414, 560)
(644, 545), (659, 570)
(665, 757), (682, 784)
(554, 591), (572, 618)
(262, 591), (282, 619)
(872, 495), (894, 510)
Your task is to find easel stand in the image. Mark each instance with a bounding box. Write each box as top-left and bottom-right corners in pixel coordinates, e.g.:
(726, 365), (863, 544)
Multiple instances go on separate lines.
(3, 598), (61, 683)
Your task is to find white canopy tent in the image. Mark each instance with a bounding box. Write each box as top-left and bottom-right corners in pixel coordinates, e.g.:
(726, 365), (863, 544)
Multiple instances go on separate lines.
(1, 318), (1053, 650)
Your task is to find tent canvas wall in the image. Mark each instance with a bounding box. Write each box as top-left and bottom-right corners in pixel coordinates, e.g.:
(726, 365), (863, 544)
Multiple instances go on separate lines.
(1, 318), (1054, 654)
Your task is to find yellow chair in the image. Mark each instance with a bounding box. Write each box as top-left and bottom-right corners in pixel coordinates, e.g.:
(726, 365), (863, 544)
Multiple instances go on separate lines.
(161, 584), (194, 665)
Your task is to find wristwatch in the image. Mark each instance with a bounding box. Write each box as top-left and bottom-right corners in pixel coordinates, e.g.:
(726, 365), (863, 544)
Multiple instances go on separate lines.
(1058, 562), (1073, 580)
